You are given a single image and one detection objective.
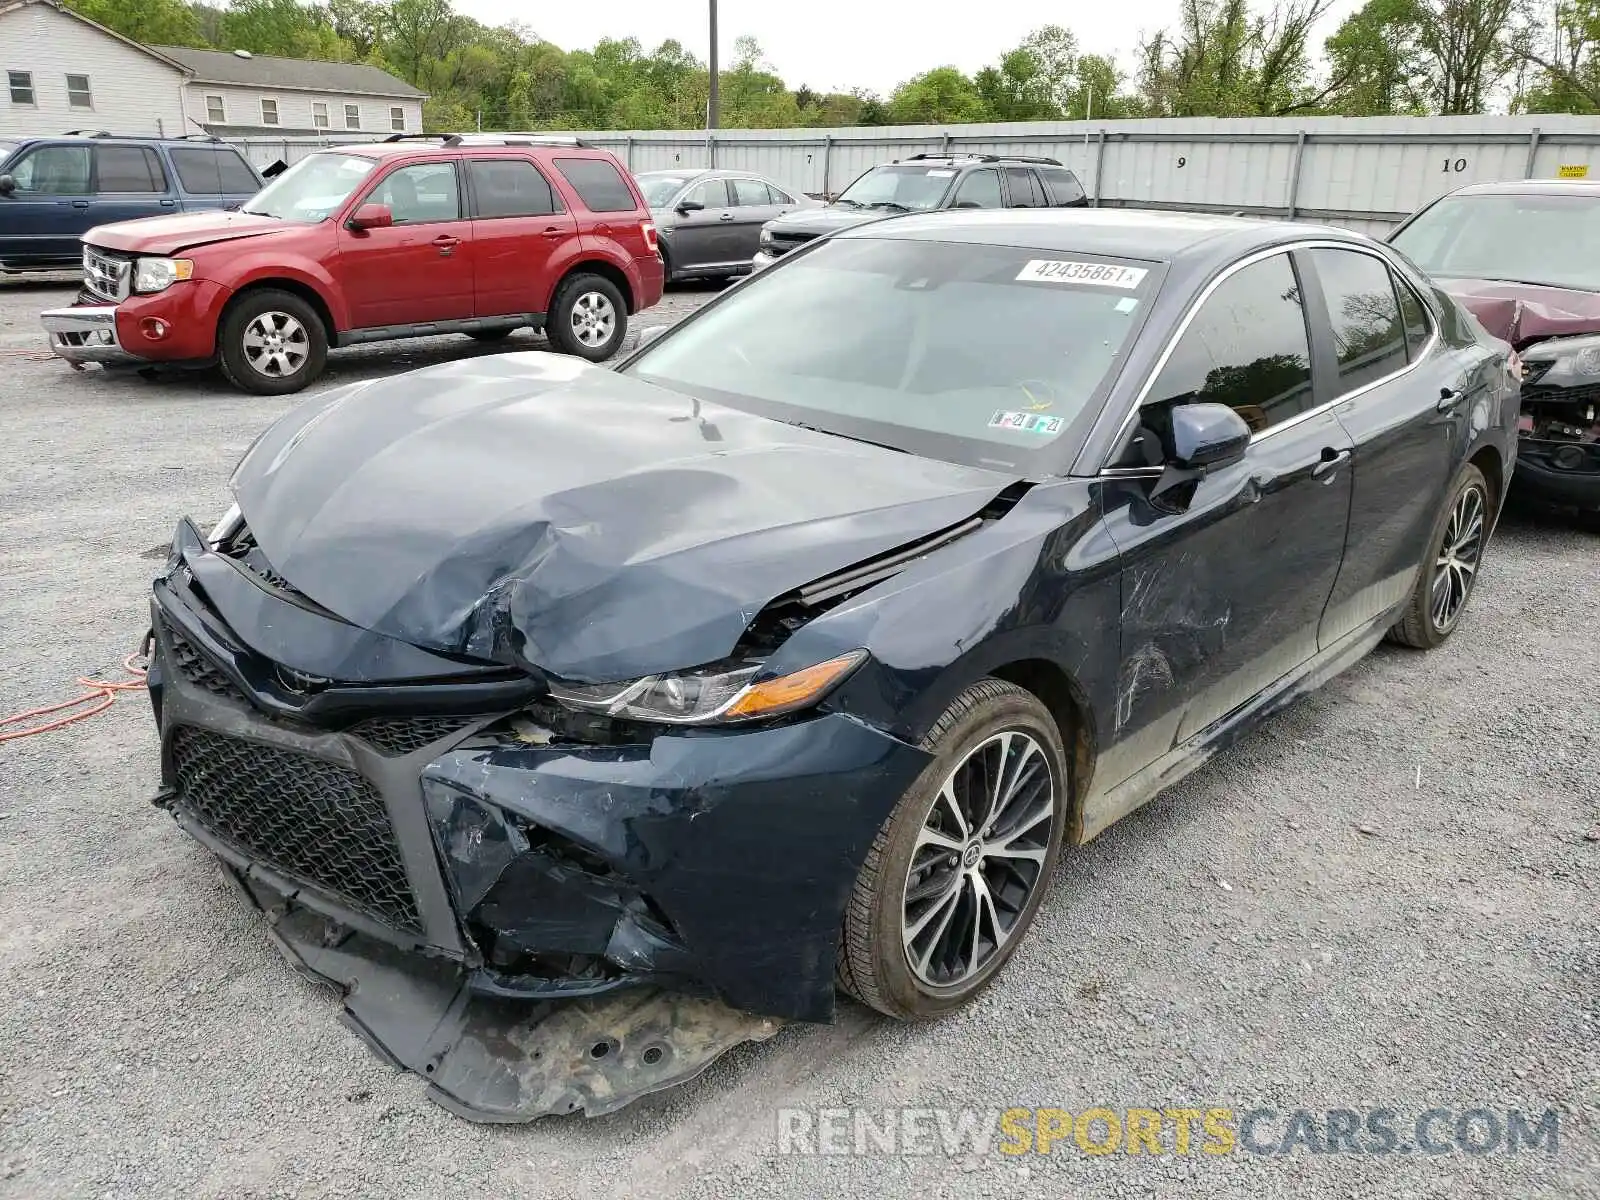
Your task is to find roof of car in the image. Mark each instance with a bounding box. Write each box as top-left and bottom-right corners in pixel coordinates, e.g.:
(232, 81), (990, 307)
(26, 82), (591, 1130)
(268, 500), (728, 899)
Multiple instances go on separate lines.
(837, 207), (1365, 265)
(1444, 178), (1600, 198)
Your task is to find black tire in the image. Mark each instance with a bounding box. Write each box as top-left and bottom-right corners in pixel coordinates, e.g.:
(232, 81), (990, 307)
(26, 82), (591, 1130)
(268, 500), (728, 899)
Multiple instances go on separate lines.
(837, 679), (1069, 1021)
(658, 244), (674, 285)
(465, 327), (515, 343)
(546, 272), (628, 361)
(1389, 462), (1491, 649)
(217, 288), (327, 396)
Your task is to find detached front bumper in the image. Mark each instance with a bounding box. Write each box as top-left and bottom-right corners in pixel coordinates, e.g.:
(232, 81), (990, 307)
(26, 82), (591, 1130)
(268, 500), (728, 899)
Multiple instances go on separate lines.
(146, 519), (929, 1117)
(40, 305), (136, 366)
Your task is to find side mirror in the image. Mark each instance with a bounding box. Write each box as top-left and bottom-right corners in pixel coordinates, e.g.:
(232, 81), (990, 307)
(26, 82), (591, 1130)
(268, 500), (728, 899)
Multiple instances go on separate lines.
(1166, 402), (1251, 470)
(0, 174), (14, 197)
(675, 199), (704, 214)
(635, 324), (669, 349)
(347, 202), (393, 230)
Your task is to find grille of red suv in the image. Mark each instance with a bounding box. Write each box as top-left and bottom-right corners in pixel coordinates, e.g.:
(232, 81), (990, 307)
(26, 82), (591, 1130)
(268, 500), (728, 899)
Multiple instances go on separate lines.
(168, 726), (424, 936)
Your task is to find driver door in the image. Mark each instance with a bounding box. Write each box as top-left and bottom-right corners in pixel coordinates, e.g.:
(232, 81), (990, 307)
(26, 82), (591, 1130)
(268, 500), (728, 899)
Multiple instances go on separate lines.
(669, 178), (735, 274)
(1095, 250), (1355, 787)
(338, 160), (474, 329)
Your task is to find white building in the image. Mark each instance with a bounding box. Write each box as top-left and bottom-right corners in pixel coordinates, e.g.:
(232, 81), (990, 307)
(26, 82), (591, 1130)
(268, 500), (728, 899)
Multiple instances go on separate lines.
(154, 46), (425, 138)
(0, 0), (426, 144)
(0, 0), (189, 138)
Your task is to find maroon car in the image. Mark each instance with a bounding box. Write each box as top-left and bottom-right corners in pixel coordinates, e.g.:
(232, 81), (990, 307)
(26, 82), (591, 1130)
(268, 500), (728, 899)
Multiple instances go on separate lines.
(1389, 179), (1600, 520)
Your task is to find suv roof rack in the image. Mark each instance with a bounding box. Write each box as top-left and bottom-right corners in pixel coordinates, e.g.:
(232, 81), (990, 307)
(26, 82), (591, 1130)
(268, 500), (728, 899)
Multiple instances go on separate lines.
(380, 132), (597, 149)
(900, 152), (1064, 167)
(61, 128), (114, 137)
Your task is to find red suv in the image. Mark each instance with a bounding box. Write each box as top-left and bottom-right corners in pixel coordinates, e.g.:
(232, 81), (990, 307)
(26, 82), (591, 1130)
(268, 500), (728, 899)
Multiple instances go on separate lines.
(40, 134), (663, 394)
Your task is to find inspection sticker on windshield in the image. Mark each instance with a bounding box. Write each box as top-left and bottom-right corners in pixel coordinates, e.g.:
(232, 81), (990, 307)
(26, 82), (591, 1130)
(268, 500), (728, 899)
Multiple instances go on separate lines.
(925, 169), (956, 177)
(1016, 260), (1147, 289)
(990, 410), (1065, 435)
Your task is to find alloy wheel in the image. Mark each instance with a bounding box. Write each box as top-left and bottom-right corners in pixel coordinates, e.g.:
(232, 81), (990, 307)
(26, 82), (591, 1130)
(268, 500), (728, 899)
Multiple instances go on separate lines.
(241, 311), (310, 378)
(1431, 482), (1486, 631)
(569, 291), (617, 348)
(901, 730), (1057, 989)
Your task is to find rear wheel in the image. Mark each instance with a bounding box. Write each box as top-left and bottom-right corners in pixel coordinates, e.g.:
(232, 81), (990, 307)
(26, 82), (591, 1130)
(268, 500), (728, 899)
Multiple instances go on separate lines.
(837, 679), (1068, 1020)
(1389, 462), (1490, 648)
(546, 273), (627, 361)
(217, 288), (326, 396)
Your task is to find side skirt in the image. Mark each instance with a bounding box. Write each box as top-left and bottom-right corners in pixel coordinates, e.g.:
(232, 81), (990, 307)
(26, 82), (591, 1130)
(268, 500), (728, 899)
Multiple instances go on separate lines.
(337, 313), (544, 347)
(1077, 618), (1390, 843)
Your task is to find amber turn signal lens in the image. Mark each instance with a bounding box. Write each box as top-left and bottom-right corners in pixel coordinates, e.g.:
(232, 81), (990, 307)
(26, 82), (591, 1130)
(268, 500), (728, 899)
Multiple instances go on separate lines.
(722, 651), (866, 720)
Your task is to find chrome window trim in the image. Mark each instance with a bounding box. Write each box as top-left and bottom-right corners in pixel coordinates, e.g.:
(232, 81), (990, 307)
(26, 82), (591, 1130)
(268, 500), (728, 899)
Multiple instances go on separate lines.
(1097, 239), (1439, 473)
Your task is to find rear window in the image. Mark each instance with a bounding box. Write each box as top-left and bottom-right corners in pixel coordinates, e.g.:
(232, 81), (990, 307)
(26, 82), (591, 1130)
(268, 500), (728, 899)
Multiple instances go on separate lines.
(169, 146), (258, 195)
(553, 156), (637, 212)
(1041, 167), (1084, 206)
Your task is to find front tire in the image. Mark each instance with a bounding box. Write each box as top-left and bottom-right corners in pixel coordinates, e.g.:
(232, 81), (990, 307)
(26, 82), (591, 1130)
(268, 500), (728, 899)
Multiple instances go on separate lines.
(837, 679), (1068, 1021)
(1389, 462), (1491, 648)
(217, 288), (326, 396)
(546, 273), (627, 361)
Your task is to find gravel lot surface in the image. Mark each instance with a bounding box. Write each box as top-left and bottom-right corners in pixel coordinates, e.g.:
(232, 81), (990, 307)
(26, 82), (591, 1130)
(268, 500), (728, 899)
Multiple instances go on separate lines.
(0, 272), (1596, 1200)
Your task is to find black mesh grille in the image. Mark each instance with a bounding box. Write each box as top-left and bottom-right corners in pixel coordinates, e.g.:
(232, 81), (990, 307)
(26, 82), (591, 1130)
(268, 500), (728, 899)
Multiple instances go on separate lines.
(168, 726), (423, 935)
(1523, 381), (1600, 407)
(348, 715), (480, 756)
(163, 622), (249, 705)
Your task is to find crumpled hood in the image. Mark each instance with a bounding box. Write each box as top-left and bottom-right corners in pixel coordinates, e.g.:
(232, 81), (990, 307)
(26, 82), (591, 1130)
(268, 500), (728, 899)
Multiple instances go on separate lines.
(231, 352), (1016, 682)
(765, 205), (888, 238)
(1436, 276), (1600, 349)
(87, 210), (287, 255)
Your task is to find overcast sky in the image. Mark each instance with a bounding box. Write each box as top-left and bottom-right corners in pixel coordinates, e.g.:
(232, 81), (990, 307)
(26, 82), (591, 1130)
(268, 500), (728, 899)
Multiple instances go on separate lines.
(456, 0), (1366, 97)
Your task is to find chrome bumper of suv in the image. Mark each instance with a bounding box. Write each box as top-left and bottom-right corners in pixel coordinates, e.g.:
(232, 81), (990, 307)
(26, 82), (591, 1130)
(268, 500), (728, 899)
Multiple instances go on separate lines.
(41, 306), (137, 366)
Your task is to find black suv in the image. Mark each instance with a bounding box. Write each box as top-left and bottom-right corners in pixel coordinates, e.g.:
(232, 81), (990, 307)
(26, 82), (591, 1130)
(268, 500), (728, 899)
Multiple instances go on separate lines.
(752, 153), (1087, 270)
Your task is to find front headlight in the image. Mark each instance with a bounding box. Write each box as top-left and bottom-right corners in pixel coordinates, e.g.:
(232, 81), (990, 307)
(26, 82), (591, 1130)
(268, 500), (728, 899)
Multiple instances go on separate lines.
(547, 650), (866, 725)
(759, 228), (774, 248)
(133, 257), (194, 294)
(1519, 332), (1600, 385)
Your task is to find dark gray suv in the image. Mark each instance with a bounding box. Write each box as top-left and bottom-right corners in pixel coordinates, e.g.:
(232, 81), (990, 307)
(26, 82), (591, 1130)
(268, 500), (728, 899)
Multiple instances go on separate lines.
(635, 168), (818, 283)
(752, 154), (1087, 272)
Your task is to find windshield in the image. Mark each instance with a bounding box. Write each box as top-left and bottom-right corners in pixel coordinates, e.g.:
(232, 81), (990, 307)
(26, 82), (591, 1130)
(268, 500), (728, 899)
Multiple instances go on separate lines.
(624, 237), (1157, 472)
(0, 140), (15, 164)
(835, 165), (958, 212)
(636, 174), (690, 208)
(242, 152), (377, 221)
(1392, 192), (1600, 292)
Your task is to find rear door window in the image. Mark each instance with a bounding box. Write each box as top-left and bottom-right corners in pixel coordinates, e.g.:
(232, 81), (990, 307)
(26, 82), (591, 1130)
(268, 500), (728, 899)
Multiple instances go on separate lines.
(469, 158), (559, 217)
(1146, 252), (1314, 434)
(1004, 167), (1047, 208)
(553, 156), (637, 212)
(95, 145), (166, 193)
(1307, 248), (1409, 392)
(731, 178), (772, 206)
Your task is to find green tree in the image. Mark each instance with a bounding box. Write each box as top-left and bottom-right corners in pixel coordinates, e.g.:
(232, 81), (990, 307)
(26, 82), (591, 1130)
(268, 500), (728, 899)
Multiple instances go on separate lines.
(1137, 0), (1336, 116)
(1512, 0), (1600, 111)
(1412, 0), (1518, 112)
(64, 0), (202, 45)
(1323, 0), (1431, 114)
(888, 67), (992, 123)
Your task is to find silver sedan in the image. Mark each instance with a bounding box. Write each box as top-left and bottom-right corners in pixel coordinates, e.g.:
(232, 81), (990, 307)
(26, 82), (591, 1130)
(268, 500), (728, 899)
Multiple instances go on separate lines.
(635, 168), (818, 282)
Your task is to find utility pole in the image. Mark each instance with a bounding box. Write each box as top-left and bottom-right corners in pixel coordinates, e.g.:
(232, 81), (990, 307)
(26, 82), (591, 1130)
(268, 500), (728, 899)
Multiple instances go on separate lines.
(707, 0), (720, 129)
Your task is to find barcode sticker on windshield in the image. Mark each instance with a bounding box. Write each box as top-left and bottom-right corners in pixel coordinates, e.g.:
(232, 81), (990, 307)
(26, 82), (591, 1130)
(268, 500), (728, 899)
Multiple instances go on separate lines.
(1017, 260), (1147, 289)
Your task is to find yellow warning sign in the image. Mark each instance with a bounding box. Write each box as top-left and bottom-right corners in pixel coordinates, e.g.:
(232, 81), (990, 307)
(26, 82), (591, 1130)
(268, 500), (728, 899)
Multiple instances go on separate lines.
(1557, 164), (1589, 178)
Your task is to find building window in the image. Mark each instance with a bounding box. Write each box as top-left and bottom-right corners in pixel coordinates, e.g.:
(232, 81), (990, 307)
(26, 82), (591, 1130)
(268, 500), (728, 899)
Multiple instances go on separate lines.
(260, 97), (279, 126)
(205, 94), (225, 123)
(7, 70), (34, 105)
(65, 73), (92, 108)
(313, 101), (329, 128)
(390, 106), (405, 132)
(344, 103), (360, 129)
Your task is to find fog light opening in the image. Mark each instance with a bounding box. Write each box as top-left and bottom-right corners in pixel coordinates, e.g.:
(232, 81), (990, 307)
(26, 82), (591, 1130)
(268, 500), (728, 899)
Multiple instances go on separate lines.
(141, 318), (169, 341)
(589, 1040), (612, 1060)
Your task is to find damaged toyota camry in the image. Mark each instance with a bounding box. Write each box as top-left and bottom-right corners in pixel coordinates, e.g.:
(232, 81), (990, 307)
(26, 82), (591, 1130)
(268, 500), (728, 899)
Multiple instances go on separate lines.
(147, 210), (1517, 1122)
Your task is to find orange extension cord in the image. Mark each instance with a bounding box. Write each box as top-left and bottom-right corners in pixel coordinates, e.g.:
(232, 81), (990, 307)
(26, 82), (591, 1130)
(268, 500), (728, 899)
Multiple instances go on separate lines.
(0, 641), (151, 744)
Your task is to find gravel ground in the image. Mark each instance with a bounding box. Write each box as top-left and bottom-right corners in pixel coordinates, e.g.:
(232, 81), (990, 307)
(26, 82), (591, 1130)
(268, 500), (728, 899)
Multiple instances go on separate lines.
(0, 272), (1596, 1200)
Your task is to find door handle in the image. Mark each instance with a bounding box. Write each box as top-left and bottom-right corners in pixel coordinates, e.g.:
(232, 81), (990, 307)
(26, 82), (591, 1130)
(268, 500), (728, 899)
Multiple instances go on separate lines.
(719, 212), (735, 221)
(159, 199), (176, 207)
(541, 226), (564, 239)
(432, 235), (461, 247)
(1312, 448), (1351, 479)
(71, 200), (90, 208)
(1437, 386), (1465, 413)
